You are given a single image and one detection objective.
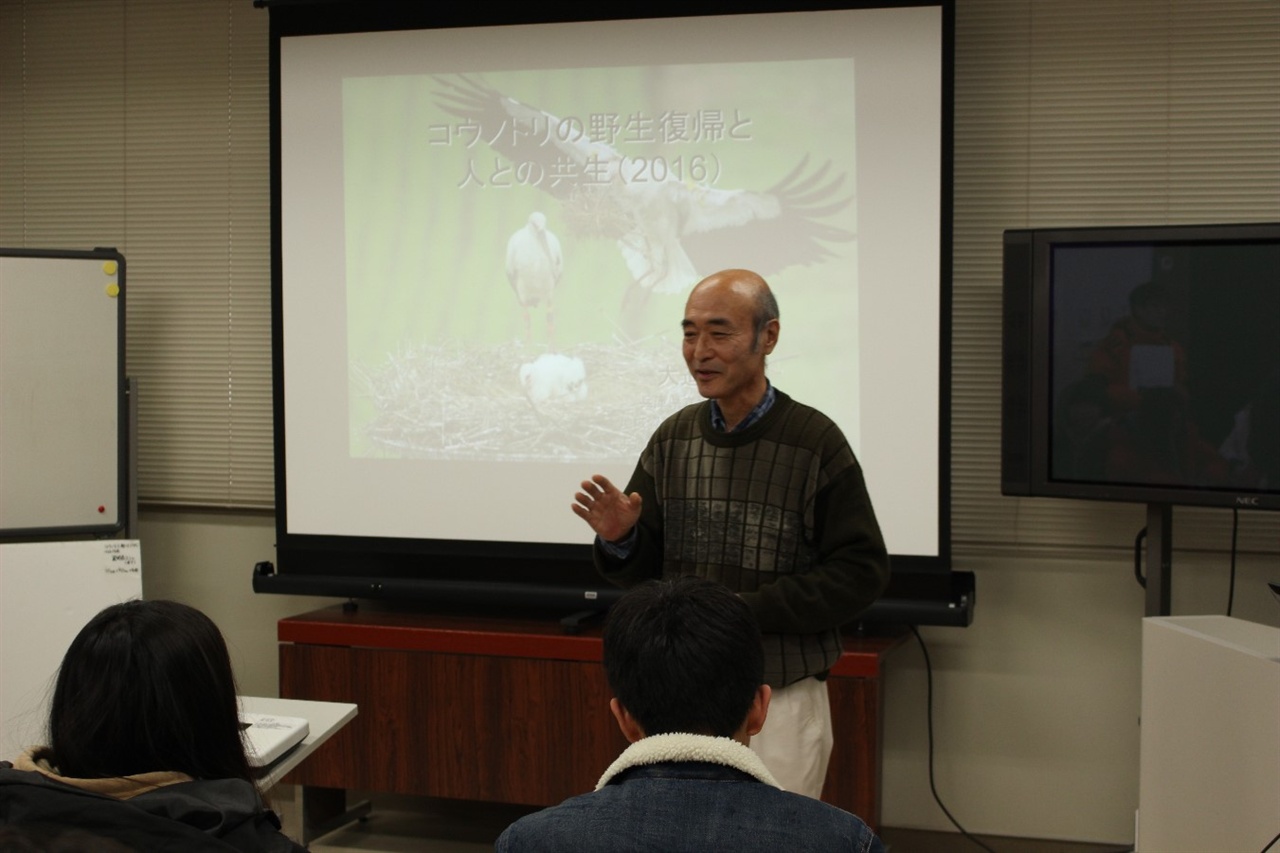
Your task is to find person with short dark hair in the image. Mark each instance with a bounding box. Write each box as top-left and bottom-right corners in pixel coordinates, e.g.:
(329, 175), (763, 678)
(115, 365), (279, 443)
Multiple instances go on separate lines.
(495, 577), (887, 852)
(0, 600), (304, 853)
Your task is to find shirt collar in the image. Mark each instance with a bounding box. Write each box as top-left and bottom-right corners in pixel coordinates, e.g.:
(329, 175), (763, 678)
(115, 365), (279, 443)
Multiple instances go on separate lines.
(709, 382), (775, 433)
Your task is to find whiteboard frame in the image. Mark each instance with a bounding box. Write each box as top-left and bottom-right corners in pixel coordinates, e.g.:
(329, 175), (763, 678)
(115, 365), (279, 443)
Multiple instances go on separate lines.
(0, 248), (127, 537)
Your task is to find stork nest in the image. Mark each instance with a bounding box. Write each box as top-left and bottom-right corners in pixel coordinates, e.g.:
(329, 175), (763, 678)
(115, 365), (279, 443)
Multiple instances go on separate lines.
(353, 337), (697, 462)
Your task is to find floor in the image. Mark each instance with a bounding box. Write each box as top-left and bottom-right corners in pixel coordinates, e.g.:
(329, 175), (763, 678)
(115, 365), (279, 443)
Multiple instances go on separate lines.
(273, 789), (1133, 853)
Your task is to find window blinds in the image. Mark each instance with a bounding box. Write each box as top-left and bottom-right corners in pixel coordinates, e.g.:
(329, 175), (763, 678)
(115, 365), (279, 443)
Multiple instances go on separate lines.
(952, 0), (1280, 555)
(0, 0), (272, 508)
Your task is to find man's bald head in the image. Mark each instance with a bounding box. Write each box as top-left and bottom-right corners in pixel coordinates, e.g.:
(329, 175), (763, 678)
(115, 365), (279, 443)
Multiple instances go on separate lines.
(689, 269), (780, 350)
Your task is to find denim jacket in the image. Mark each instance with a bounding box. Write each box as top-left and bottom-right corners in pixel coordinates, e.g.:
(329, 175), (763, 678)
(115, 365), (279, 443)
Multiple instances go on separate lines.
(496, 733), (886, 853)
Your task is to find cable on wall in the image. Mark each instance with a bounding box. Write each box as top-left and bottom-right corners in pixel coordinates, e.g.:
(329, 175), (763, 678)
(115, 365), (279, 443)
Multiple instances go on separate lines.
(910, 626), (1137, 853)
(910, 625), (998, 853)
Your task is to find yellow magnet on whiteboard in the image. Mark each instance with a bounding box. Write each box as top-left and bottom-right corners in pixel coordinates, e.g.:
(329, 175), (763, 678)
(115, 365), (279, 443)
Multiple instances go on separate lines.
(106, 283), (120, 298)
(102, 260), (118, 275)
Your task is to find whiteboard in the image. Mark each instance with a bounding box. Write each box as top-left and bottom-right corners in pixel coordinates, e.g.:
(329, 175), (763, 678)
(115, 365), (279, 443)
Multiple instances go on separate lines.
(0, 249), (125, 535)
(0, 539), (142, 759)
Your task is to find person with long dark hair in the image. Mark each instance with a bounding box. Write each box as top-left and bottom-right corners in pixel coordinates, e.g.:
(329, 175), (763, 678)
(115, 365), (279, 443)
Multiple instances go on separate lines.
(0, 600), (304, 852)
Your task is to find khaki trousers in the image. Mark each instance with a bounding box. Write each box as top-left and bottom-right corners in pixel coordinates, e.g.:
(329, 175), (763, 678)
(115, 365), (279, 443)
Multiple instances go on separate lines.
(748, 675), (833, 799)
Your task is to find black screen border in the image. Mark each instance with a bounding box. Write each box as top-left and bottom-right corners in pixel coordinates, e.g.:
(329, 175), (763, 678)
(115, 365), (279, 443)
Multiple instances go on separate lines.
(261, 0), (959, 619)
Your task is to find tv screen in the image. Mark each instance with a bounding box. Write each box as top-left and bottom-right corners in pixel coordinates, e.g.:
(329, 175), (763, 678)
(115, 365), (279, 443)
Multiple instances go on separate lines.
(1003, 222), (1280, 511)
(260, 0), (962, 620)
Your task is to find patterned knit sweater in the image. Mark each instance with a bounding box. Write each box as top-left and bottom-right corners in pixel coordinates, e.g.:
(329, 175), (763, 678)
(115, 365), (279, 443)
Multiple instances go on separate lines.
(596, 391), (890, 686)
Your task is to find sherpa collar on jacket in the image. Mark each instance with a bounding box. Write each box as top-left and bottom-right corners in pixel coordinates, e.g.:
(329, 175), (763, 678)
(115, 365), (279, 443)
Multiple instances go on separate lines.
(595, 733), (781, 791)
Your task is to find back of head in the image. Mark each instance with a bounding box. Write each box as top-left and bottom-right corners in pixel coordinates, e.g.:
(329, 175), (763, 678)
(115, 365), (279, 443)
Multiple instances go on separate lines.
(39, 599), (252, 784)
(603, 576), (763, 738)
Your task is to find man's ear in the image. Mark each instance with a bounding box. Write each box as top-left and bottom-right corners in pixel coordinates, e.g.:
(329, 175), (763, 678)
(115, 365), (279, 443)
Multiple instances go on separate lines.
(610, 697), (646, 744)
(759, 319), (780, 356)
(744, 684), (772, 738)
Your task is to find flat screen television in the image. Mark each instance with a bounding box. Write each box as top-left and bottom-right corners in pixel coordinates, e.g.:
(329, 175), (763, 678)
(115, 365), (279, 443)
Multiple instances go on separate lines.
(255, 0), (970, 626)
(1003, 222), (1280, 512)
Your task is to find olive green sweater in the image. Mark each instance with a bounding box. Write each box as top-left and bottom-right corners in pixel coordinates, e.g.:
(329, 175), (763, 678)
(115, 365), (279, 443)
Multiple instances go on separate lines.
(596, 391), (890, 686)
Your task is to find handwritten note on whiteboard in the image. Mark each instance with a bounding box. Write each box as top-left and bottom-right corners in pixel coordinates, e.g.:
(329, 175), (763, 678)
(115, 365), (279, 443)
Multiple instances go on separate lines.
(0, 540), (143, 759)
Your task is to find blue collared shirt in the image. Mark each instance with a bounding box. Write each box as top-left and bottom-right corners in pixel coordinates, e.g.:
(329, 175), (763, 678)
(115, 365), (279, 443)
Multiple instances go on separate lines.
(709, 382), (776, 433)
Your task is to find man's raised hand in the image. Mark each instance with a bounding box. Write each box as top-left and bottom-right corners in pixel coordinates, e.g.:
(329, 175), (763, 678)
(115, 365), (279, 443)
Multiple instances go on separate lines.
(572, 474), (642, 544)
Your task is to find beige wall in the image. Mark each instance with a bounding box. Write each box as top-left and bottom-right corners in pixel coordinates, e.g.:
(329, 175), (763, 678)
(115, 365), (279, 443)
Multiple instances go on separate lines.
(884, 547), (1279, 841)
(136, 510), (328, 699)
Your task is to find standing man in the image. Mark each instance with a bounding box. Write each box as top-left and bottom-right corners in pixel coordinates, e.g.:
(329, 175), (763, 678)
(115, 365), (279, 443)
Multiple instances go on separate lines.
(572, 268), (889, 798)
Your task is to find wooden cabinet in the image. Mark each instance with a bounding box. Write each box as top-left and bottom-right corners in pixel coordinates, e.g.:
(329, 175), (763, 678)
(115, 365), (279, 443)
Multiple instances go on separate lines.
(279, 604), (905, 831)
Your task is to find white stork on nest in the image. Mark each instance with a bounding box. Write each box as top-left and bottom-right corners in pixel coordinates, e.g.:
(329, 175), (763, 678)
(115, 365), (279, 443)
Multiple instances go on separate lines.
(505, 211), (563, 348)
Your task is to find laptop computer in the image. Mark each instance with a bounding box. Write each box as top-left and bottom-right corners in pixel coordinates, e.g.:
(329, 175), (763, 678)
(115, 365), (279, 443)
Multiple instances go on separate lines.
(240, 711), (309, 768)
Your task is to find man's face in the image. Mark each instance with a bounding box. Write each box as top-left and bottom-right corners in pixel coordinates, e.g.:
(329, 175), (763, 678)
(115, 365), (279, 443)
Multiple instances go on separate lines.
(681, 280), (776, 412)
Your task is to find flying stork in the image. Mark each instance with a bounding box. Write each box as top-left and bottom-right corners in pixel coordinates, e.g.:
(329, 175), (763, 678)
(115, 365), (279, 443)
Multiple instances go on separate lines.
(435, 75), (855, 320)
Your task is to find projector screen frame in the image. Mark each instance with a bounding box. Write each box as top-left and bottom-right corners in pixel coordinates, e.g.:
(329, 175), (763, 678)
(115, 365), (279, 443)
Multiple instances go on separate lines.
(262, 0), (960, 622)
